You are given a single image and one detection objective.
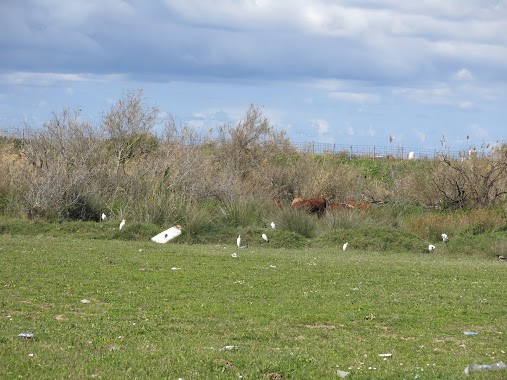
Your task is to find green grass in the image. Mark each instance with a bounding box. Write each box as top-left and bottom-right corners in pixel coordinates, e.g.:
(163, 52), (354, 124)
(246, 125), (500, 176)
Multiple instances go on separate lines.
(1, 232), (506, 379)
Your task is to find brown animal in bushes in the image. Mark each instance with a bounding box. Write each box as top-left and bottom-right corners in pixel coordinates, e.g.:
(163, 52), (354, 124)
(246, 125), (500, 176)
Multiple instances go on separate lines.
(291, 197), (327, 218)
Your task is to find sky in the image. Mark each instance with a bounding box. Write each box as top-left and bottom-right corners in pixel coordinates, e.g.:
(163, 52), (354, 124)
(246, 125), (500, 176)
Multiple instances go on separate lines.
(1, 0), (507, 152)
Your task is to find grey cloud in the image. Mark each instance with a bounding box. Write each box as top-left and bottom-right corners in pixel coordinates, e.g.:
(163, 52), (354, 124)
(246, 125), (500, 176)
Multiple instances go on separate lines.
(1, 0), (506, 87)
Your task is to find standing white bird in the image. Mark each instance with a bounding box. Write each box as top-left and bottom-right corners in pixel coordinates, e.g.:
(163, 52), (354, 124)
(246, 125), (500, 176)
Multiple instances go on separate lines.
(343, 242), (349, 251)
(270, 221), (276, 229)
(237, 235), (241, 248)
(441, 233), (448, 242)
(262, 233), (269, 242)
(119, 219), (126, 230)
(428, 244), (436, 253)
(101, 212), (107, 221)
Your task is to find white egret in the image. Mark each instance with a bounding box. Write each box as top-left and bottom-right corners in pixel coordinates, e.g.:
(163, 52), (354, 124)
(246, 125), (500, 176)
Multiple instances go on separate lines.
(101, 212), (107, 221)
(407, 152), (415, 160)
(271, 221), (276, 229)
(262, 233), (269, 242)
(237, 235), (241, 248)
(428, 244), (436, 253)
(441, 233), (448, 242)
(119, 219), (126, 230)
(343, 242), (349, 251)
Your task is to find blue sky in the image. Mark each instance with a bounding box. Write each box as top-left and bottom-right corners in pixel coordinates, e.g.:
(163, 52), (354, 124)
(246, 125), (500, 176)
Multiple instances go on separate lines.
(1, 0), (506, 151)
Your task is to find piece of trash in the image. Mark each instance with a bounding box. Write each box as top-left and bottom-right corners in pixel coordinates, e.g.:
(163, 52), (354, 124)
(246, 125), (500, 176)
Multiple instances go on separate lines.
(239, 245), (248, 249)
(337, 369), (350, 378)
(378, 353), (392, 358)
(80, 299), (91, 304)
(231, 253), (238, 258)
(221, 345), (237, 351)
(464, 361), (506, 375)
(151, 225), (182, 244)
(464, 331), (478, 335)
(18, 333), (34, 339)
(269, 265), (277, 268)
(28, 353), (34, 357)
(171, 267), (181, 271)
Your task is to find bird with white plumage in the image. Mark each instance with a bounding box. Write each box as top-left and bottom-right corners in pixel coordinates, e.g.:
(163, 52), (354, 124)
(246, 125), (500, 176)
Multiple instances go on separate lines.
(441, 233), (448, 242)
(261, 233), (269, 242)
(270, 221), (276, 229)
(119, 219), (126, 230)
(343, 242), (349, 251)
(428, 244), (436, 253)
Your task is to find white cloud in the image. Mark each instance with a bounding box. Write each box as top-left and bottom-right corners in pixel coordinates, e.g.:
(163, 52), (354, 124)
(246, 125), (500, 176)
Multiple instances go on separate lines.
(0, 72), (126, 86)
(453, 68), (473, 81)
(412, 128), (427, 143)
(310, 118), (330, 137)
(346, 123), (355, 136)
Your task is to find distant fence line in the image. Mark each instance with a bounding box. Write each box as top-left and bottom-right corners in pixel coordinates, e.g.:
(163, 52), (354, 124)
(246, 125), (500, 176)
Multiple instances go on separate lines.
(292, 142), (462, 160)
(1, 127), (464, 160)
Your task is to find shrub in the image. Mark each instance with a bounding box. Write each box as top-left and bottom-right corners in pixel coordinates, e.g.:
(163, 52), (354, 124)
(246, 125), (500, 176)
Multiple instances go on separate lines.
(276, 208), (317, 238)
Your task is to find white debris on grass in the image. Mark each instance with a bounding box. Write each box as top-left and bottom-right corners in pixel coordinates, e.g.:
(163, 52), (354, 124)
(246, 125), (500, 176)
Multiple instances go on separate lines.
(18, 333), (34, 339)
(220, 345), (237, 351)
(80, 299), (91, 304)
(151, 225), (182, 244)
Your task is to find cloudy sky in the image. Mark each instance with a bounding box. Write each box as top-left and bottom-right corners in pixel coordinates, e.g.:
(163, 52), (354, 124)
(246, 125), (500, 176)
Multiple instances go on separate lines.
(1, 0), (507, 151)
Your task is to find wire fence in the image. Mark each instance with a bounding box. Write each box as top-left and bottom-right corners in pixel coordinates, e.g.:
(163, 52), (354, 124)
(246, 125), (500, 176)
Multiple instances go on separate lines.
(0, 126), (466, 160)
(292, 142), (462, 160)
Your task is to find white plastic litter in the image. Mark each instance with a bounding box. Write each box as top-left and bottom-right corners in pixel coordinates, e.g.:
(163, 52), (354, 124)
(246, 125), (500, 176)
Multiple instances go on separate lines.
(464, 361), (506, 375)
(151, 225), (182, 244)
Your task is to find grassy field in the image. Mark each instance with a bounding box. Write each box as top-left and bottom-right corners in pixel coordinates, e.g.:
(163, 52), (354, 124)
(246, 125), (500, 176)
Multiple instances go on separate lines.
(1, 230), (506, 379)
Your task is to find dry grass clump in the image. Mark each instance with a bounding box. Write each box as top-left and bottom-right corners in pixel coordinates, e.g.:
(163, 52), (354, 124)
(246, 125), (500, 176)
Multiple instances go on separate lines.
(402, 208), (506, 241)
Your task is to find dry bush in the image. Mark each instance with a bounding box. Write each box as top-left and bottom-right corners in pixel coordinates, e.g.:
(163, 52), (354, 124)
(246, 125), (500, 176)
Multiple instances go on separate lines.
(392, 169), (437, 206)
(433, 150), (507, 209)
(101, 89), (159, 178)
(214, 105), (294, 195)
(13, 109), (104, 219)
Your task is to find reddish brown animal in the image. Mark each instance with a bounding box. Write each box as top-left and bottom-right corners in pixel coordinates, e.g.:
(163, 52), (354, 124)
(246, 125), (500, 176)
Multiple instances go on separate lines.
(346, 200), (371, 210)
(327, 202), (354, 211)
(291, 197), (327, 218)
